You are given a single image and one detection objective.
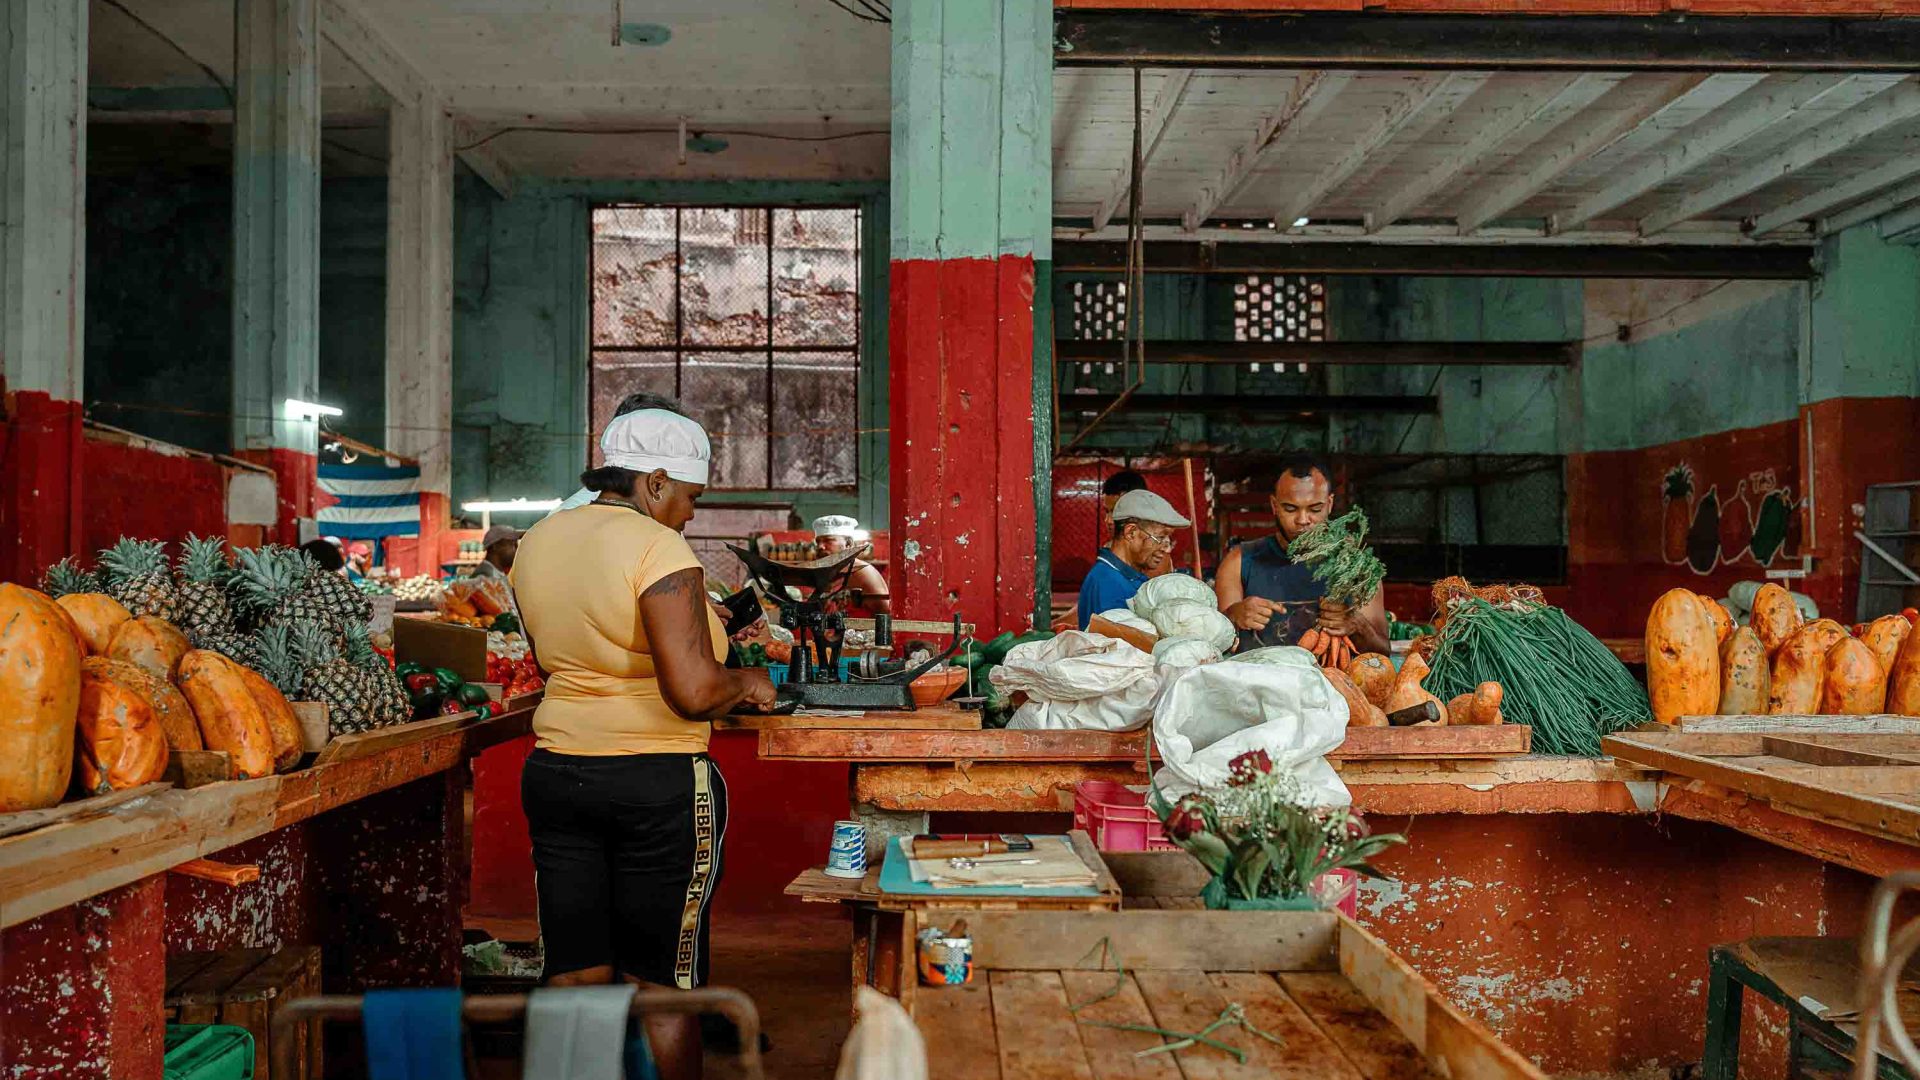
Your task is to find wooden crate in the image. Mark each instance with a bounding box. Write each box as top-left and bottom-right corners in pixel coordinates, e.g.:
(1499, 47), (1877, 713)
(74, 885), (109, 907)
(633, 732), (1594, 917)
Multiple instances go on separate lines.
(905, 908), (1544, 1079)
(165, 947), (321, 1080)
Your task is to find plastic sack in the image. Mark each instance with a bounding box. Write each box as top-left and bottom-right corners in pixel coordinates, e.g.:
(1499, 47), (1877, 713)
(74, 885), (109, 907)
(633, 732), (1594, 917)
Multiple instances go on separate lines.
(1128, 573), (1215, 618)
(1149, 636), (1222, 710)
(1151, 659), (1350, 807)
(1227, 645), (1319, 670)
(992, 630), (1160, 732)
(1141, 599), (1235, 652)
(1096, 607), (1155, 634)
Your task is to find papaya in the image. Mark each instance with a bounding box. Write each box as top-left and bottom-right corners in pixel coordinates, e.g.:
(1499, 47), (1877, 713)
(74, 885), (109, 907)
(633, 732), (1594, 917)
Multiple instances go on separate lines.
(50, 601), (89, 657)
(56, 592), (131, 656)
(1456, 681), (1504, 726)
(175, 650), (275, 780)
(1699, 596), (1733, 646)
(1717, 627), (1769, 715)
(1768, 620), (1849, 714)
(1326, 668), (1387, 727)
(1344, 653), (1396, 709)
(1750, 584), (1802, 657)
(0, 585), (82, 811)
(1862, 615), (1912, 681)
(108, 616), (192, 680)
(83, 657), (202, 752)
(1646, 589), (1720, 724)
(1821, 637), (1887, 715)
(1384, 652), (1446, 725)
(1888, 624), (1920, 717)
(75, 667), (170, 795)
(231, 663), (303, 772)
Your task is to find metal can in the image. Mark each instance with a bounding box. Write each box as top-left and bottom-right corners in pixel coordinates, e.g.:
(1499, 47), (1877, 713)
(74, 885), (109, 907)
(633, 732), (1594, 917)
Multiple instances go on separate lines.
(917, 925), (974, 986)
(824, 819), (867, 878)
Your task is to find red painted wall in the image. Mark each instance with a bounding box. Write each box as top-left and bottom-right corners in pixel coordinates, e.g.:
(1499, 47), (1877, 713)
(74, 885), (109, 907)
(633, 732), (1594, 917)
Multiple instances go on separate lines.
(889, 255), (1038, 635)
(0, 878), (167, 1080)
(1052, 459), (1215, 594)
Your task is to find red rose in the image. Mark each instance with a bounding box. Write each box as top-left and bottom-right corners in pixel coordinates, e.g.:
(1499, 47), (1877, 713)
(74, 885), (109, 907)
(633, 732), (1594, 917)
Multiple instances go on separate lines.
(1165, 794), (1213, 841)
(1227, 749), (1275, 785)
(1343, 814), (1370, 841)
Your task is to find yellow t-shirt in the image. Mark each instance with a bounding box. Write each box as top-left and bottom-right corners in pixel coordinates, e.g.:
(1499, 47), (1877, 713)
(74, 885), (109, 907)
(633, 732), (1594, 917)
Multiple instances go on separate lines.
(510, 503), (727, 755)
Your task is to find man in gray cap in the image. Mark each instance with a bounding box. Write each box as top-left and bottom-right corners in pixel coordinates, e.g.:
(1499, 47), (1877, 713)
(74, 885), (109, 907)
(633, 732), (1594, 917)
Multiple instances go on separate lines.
(1074, 489), (1190, 630)
(475, 525), (521, 579)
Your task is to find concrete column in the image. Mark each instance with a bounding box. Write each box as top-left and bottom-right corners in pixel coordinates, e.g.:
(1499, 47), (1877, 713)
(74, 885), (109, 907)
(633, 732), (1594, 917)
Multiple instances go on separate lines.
(383, 97), (454, 496)
(888, 0), (1053, 633)
(231, 0), (322, 540)
(0, 0), (86, 401)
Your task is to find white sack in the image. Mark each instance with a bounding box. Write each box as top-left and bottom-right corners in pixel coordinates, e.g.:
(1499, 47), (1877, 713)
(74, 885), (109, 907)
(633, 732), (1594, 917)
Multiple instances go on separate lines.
(993, 630), (1160, 732)
(1141, 598), (1236, 652)
(1128, 573), (1215, 617)
(1149, 635), (1223, 710)
(1095, 607), (1156, 635)
(1151, 659), (1350, 807)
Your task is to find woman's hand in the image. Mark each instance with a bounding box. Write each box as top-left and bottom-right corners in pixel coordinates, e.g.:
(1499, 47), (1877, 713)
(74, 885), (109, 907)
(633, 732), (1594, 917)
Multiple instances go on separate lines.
(738, 668), (779, 712)
(643, 568), (769, 721)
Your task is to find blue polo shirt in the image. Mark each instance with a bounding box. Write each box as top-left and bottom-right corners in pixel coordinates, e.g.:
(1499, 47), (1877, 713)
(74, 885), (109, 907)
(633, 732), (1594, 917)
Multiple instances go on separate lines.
(1077, 548), (1149, 629)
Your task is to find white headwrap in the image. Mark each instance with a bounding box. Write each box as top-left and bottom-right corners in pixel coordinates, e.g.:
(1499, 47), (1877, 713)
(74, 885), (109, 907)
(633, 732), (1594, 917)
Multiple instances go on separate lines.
(812, 515), (862, 541)
(546, 409), (711, 519)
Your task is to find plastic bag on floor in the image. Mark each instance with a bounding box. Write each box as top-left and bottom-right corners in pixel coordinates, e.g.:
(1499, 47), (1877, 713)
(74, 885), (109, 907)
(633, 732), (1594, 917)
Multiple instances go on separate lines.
(992, 630), (1160, 732)
(1151, 658), (1350, 806)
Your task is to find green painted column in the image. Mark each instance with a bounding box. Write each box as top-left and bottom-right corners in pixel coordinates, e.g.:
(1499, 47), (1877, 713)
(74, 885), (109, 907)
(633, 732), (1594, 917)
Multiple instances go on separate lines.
(0, 0), (86, 401)
(231, 0), (322, 458)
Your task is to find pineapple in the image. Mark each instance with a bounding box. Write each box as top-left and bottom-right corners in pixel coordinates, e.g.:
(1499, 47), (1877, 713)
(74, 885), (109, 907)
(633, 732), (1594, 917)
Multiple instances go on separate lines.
(40, 557), (102, 598)
(254, 624), (305, 700)
(302, 554), (373, 628)
(174, 535), (235, 638)
(229, 546), (343, 647)
(192, 628), (264, 671)
(343, 622), (408, 727)
(295, 623), (371, 735)
(98, 539), (178, 621)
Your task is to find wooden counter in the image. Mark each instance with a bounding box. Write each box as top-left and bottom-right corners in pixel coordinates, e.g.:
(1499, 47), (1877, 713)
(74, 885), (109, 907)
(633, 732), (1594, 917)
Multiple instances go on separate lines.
(0, 694), (537, 930)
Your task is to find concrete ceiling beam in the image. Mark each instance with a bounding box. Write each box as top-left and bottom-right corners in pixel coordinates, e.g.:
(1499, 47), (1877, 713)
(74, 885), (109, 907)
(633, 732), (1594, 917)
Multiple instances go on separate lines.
(1089, 69), (1192, 233)
(1638, 76), (1920, 236)
(1181, 71), (1349, 231)
(1559, 72), (1854, 233)
(1272, 72), (1485, 231)
(1750, 153), (1920, 237)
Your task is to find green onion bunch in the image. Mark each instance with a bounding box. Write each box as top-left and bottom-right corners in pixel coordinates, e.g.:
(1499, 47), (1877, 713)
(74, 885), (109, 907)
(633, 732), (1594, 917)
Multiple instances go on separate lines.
(1425, 597), (1651, 756)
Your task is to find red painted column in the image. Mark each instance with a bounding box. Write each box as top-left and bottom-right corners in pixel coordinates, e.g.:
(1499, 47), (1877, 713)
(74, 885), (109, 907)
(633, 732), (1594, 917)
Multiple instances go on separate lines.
(0, 391), (83, 585)
(0, 877), (167, 1079)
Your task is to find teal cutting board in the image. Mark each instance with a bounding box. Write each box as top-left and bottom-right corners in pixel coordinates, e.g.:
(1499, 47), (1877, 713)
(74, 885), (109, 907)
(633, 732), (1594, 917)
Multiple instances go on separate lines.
(875, 835), (1104, 898)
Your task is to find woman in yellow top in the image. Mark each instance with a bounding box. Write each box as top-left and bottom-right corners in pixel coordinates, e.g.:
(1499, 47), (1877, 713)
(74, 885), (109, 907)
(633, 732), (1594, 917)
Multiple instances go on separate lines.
(510, 403), (775, 1079)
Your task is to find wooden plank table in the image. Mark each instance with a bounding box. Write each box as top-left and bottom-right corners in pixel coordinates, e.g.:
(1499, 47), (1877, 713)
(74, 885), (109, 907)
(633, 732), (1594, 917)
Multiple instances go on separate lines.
(905, 909), (1544, 1080)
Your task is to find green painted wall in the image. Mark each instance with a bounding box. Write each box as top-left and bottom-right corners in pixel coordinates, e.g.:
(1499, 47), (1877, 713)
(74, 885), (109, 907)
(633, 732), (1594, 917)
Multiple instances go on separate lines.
(1810, 225), (1920, 403)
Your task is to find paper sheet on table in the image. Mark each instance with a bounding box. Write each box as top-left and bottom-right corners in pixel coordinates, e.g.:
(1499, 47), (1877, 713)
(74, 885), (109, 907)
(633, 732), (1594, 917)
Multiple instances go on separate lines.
(904, 835), (1098, 889)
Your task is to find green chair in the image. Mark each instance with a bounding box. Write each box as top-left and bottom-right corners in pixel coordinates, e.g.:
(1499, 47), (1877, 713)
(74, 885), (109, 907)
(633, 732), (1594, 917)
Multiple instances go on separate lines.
(1703, 937), (1917, 1080)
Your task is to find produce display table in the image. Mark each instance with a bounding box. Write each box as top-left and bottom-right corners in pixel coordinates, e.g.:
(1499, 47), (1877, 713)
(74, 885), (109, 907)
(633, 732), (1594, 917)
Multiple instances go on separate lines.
(0, 694), (539, 1079)
(906, 909), (1544, 1080)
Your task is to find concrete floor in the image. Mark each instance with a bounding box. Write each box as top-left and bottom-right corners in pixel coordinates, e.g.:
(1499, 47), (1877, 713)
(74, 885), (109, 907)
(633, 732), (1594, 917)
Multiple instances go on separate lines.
(468, 909), (853, 1080)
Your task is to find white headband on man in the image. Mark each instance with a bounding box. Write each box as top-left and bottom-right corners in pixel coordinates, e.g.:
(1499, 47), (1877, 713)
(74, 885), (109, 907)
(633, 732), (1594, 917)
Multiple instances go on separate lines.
(599, 409), (711, 486)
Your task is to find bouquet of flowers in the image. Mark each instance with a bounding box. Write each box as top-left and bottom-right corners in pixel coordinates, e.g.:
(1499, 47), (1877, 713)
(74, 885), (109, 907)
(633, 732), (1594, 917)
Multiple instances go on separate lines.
(1152, 749), (1405, 910)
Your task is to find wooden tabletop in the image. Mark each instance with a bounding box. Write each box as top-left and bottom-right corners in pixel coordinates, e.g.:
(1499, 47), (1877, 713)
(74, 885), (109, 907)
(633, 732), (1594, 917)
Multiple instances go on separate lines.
(718, 701), (983, 732)
(756, 723), (1529, 762)
(785, 830), (1123, 912)
(0, 695), (538, 930)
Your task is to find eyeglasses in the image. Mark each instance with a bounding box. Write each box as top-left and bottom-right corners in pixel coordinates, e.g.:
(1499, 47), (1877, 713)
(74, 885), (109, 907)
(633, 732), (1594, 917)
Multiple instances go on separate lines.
(1133, 527), (1176, 548)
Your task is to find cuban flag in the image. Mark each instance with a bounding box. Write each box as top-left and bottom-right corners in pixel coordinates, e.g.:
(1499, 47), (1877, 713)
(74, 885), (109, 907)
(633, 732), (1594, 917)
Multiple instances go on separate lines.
(316, 463), (421, 538)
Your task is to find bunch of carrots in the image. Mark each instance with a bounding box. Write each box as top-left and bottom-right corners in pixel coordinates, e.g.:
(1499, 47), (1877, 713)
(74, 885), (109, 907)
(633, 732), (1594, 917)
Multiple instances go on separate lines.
(1298, 626), (1356, 670)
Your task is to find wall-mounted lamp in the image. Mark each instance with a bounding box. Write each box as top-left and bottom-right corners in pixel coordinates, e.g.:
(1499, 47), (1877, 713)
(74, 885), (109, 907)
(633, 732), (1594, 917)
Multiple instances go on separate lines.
(461, 498), (563, 531)
(286, 398), (343, 420)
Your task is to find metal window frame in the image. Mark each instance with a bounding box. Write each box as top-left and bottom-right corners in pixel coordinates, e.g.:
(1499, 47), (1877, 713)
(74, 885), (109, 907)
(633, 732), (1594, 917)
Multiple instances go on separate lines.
(586, 203), (863, 492)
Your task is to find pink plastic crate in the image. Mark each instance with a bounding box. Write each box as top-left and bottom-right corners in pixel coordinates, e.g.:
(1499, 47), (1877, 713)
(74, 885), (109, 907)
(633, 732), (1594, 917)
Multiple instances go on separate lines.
(1073, 780), (1177, 852)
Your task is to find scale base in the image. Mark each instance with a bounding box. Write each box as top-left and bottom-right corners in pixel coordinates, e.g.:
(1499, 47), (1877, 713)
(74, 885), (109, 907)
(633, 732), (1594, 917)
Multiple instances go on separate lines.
(779, 681), (916, 711)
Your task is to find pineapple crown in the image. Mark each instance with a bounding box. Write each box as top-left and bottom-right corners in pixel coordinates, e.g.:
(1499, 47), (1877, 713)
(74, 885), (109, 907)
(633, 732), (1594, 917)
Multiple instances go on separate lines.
(41, 557), (101, 598)
(230, 545), (312, 612)
(177, 535), (232, 585)
(342, 621), (380, 670)
(292, 620), (341, 669)
(97, 539), (169, 584)
(254, 624), (305, 698)
(1662, 464), (1696, 500)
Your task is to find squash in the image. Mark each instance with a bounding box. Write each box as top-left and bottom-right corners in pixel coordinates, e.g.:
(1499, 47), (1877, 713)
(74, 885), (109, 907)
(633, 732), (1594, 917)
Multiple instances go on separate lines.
(175, 650), (276, 780)
(1750, 583), (1802, 657)
(1768, 620), (1849, 714)
(1646, 588), (1720, 724)
(0, 585), (82, 811)
(51, 601), (89, 657)
(1888, 624), (1920, 717)
(1821, 637), (1887, 715)
(1326, 668), (1387, 727)
(1384, 652), (1446, 725)
(1454, 681), (1504, 726)
(108, 616), (192, 680)
(56, 592), (131, 656)
(231, 663), (303, 772)
(1699, 595), (1733, 646)
(82, 657), (202, 752)
(75, 667), (170, 795)
(1717, 627), (1770, 715)
(1344, 653), (1396, 709)
(1862, 615), (1912, 681)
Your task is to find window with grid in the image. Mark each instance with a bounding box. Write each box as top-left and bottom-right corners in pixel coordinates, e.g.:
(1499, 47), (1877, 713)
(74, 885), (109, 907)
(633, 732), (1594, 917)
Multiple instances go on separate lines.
(1068, 280), (1130, 340)
(589, 205), (861, 490)
(1233, 275), (1325, 342)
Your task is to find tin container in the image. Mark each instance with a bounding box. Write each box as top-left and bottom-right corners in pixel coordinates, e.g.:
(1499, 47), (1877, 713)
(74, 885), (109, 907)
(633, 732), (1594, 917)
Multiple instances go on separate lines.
(917, 925), (974, 986)
(824, 819), (868, 879)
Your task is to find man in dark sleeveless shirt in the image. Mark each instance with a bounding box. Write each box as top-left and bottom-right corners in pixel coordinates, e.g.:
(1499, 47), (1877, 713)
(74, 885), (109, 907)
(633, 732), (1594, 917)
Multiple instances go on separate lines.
(1214, 454), (1390, 655)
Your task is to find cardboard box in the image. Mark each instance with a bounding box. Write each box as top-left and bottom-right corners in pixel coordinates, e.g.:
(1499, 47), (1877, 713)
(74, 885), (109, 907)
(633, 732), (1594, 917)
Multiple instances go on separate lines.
(392, 616), (488, 684)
